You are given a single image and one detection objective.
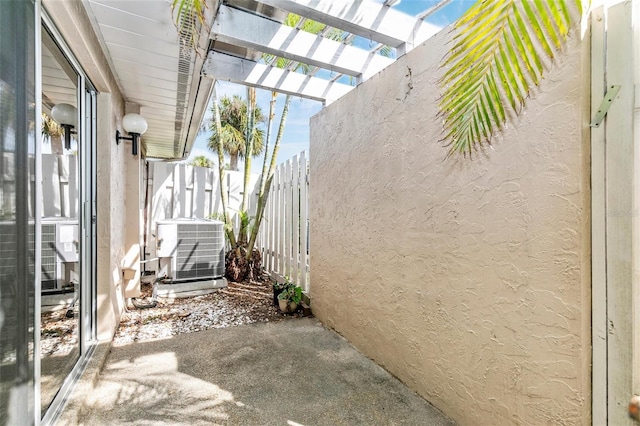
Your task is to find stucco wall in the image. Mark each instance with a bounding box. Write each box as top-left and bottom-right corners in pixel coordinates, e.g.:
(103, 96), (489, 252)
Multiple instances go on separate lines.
(310, 28), (591, 425)
(97, 93), (127, 341)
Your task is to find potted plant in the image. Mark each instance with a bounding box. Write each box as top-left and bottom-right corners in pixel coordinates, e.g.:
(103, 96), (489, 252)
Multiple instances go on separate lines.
(277, 289), (290, 313)
(277, 282), (302, 313)
(273, 276), (296, 306)
(287, 285), (302, 312)
(272, 280), (287, 306)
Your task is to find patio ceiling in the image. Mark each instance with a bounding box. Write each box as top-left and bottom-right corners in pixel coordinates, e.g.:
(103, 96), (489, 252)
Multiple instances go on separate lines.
(83, 0), (217, 160)
(81, 0), (446, 160)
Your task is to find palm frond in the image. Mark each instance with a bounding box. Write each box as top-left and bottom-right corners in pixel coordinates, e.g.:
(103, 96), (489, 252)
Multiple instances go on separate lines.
(439, 0), (582, 157)
(207, 95), (265, 158)
(377, 45), (395, 59)
(41, 113), (64, 138)
(171, 0), (208, 54)
(172, 0), (207, 27)
(190, 155), (213, 168)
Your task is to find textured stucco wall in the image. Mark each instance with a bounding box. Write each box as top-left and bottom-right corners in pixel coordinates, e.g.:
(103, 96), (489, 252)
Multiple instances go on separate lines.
(97, 93), (127, 341)
(122, 103), (142, 299)
(310, 28), (591, 425)
(44, 1), (129, 341)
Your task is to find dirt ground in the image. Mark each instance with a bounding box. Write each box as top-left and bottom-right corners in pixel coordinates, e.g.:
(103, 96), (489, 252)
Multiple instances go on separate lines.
(39, 274), (304, 353)
(113, 274), (304, 345)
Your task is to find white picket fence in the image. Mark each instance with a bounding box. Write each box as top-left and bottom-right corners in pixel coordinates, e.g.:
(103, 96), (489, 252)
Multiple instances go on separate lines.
(145, 154), (311, 291)
(146, 162), (259, 259)
(148, 162), (259, 222)
(259, 152), (310, 292)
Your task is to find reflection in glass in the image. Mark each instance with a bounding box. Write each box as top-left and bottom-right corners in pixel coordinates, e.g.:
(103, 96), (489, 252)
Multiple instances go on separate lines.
(39, 26), (81, 415)
(0, 0), (37, 422)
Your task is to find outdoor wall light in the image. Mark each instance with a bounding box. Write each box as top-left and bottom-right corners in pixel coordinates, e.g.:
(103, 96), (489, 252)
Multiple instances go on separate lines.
(51, 103), (77, 150)
(116, 113), (148, 156)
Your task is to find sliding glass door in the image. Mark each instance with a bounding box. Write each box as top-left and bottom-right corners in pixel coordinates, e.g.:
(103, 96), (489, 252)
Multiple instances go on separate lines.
(0, 3), (97, 423)
(39, 24), (81, 415)
(39, 15), (97, 424)
(0, 0), (37, 424)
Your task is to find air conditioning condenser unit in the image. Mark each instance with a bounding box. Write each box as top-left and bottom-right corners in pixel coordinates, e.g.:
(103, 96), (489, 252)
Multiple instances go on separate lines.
(155, 218), (227, 295)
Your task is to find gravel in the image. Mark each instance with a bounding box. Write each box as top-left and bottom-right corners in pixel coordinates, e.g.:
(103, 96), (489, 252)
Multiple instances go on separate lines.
(113, 276), (303, 345)
(41, 309), (79, 357)
(38, 275), (304, 355)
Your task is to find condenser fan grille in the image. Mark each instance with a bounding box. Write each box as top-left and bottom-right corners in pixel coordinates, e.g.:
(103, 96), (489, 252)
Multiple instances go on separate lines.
(175, 223), (224, 280)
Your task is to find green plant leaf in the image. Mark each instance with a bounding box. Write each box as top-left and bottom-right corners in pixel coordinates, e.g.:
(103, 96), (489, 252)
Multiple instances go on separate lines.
(439, 0), (582, 156)
(171, 0), (209, 54)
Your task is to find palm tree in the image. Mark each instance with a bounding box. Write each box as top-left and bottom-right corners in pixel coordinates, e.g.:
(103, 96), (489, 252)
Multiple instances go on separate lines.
(216, 13), (361, 281)
(207, 13), (344, 281)
(206, 95), (265, 171)
(210, 86), (237, 247)
(244, 13), (351, 279)
(189, 155), (213, 168)
(172, 1), (393, 281)
(439, 0), (583, 157)
(41, 113), (64, 155)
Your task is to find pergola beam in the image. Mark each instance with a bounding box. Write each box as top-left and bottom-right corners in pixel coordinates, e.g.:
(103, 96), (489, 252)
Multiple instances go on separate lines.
(417, 0), (454, 20)
(202, 51), (353, 104)
(256, 0), (441, 52)
(213, 5), (393, 81)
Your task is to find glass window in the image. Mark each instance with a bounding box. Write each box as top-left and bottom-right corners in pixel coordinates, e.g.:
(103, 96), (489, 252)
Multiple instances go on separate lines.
(39, 25), (81, 416)
(0, 0), (37, 423)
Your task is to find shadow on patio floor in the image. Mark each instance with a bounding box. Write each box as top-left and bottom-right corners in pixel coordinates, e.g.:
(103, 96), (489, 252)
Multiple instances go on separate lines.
(60, 318), (454, 425)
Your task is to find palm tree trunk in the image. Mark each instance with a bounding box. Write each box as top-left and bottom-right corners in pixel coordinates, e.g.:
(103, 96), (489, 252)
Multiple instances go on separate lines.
(50, 135), (64, 155)
(229, 154), (238, 171)
(258, 91), (277, 197)
(239, 87), (256, 244)
(212, 86), (236, 246)
(246, 94), (291, 258)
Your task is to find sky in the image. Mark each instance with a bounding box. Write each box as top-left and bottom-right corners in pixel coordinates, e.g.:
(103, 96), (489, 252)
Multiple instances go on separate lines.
(184, 1), (473, 175)
(185, 81), (323, 174)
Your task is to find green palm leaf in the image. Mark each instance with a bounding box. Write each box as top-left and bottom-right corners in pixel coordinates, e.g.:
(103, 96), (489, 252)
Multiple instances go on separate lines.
(206, 95), (265, 162)
(171, 0), (208, 54)
(439, 0), (582, 157)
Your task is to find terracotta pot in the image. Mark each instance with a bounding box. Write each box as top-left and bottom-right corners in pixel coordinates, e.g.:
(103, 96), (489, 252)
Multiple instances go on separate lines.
(289, 301), (298, 312)
(278, 298), (289, 313)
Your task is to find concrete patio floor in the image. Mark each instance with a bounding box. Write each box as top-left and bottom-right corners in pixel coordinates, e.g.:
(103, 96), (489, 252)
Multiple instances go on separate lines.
(58, 317), (454, 425)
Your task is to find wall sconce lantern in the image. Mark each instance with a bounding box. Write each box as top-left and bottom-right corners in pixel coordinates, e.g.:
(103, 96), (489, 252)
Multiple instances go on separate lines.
(51, 103), (77, 150)
(116, 113), (148, 156)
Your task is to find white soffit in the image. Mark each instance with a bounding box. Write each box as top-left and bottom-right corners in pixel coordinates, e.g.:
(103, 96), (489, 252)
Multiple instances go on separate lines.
(83, 0), (215, 160)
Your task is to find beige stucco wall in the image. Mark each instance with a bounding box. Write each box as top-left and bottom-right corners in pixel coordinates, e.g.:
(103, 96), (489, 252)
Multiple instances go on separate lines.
(310, 28), (591, 425)
(44, 1), (133, 341)
(96, 93), (128, 341)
